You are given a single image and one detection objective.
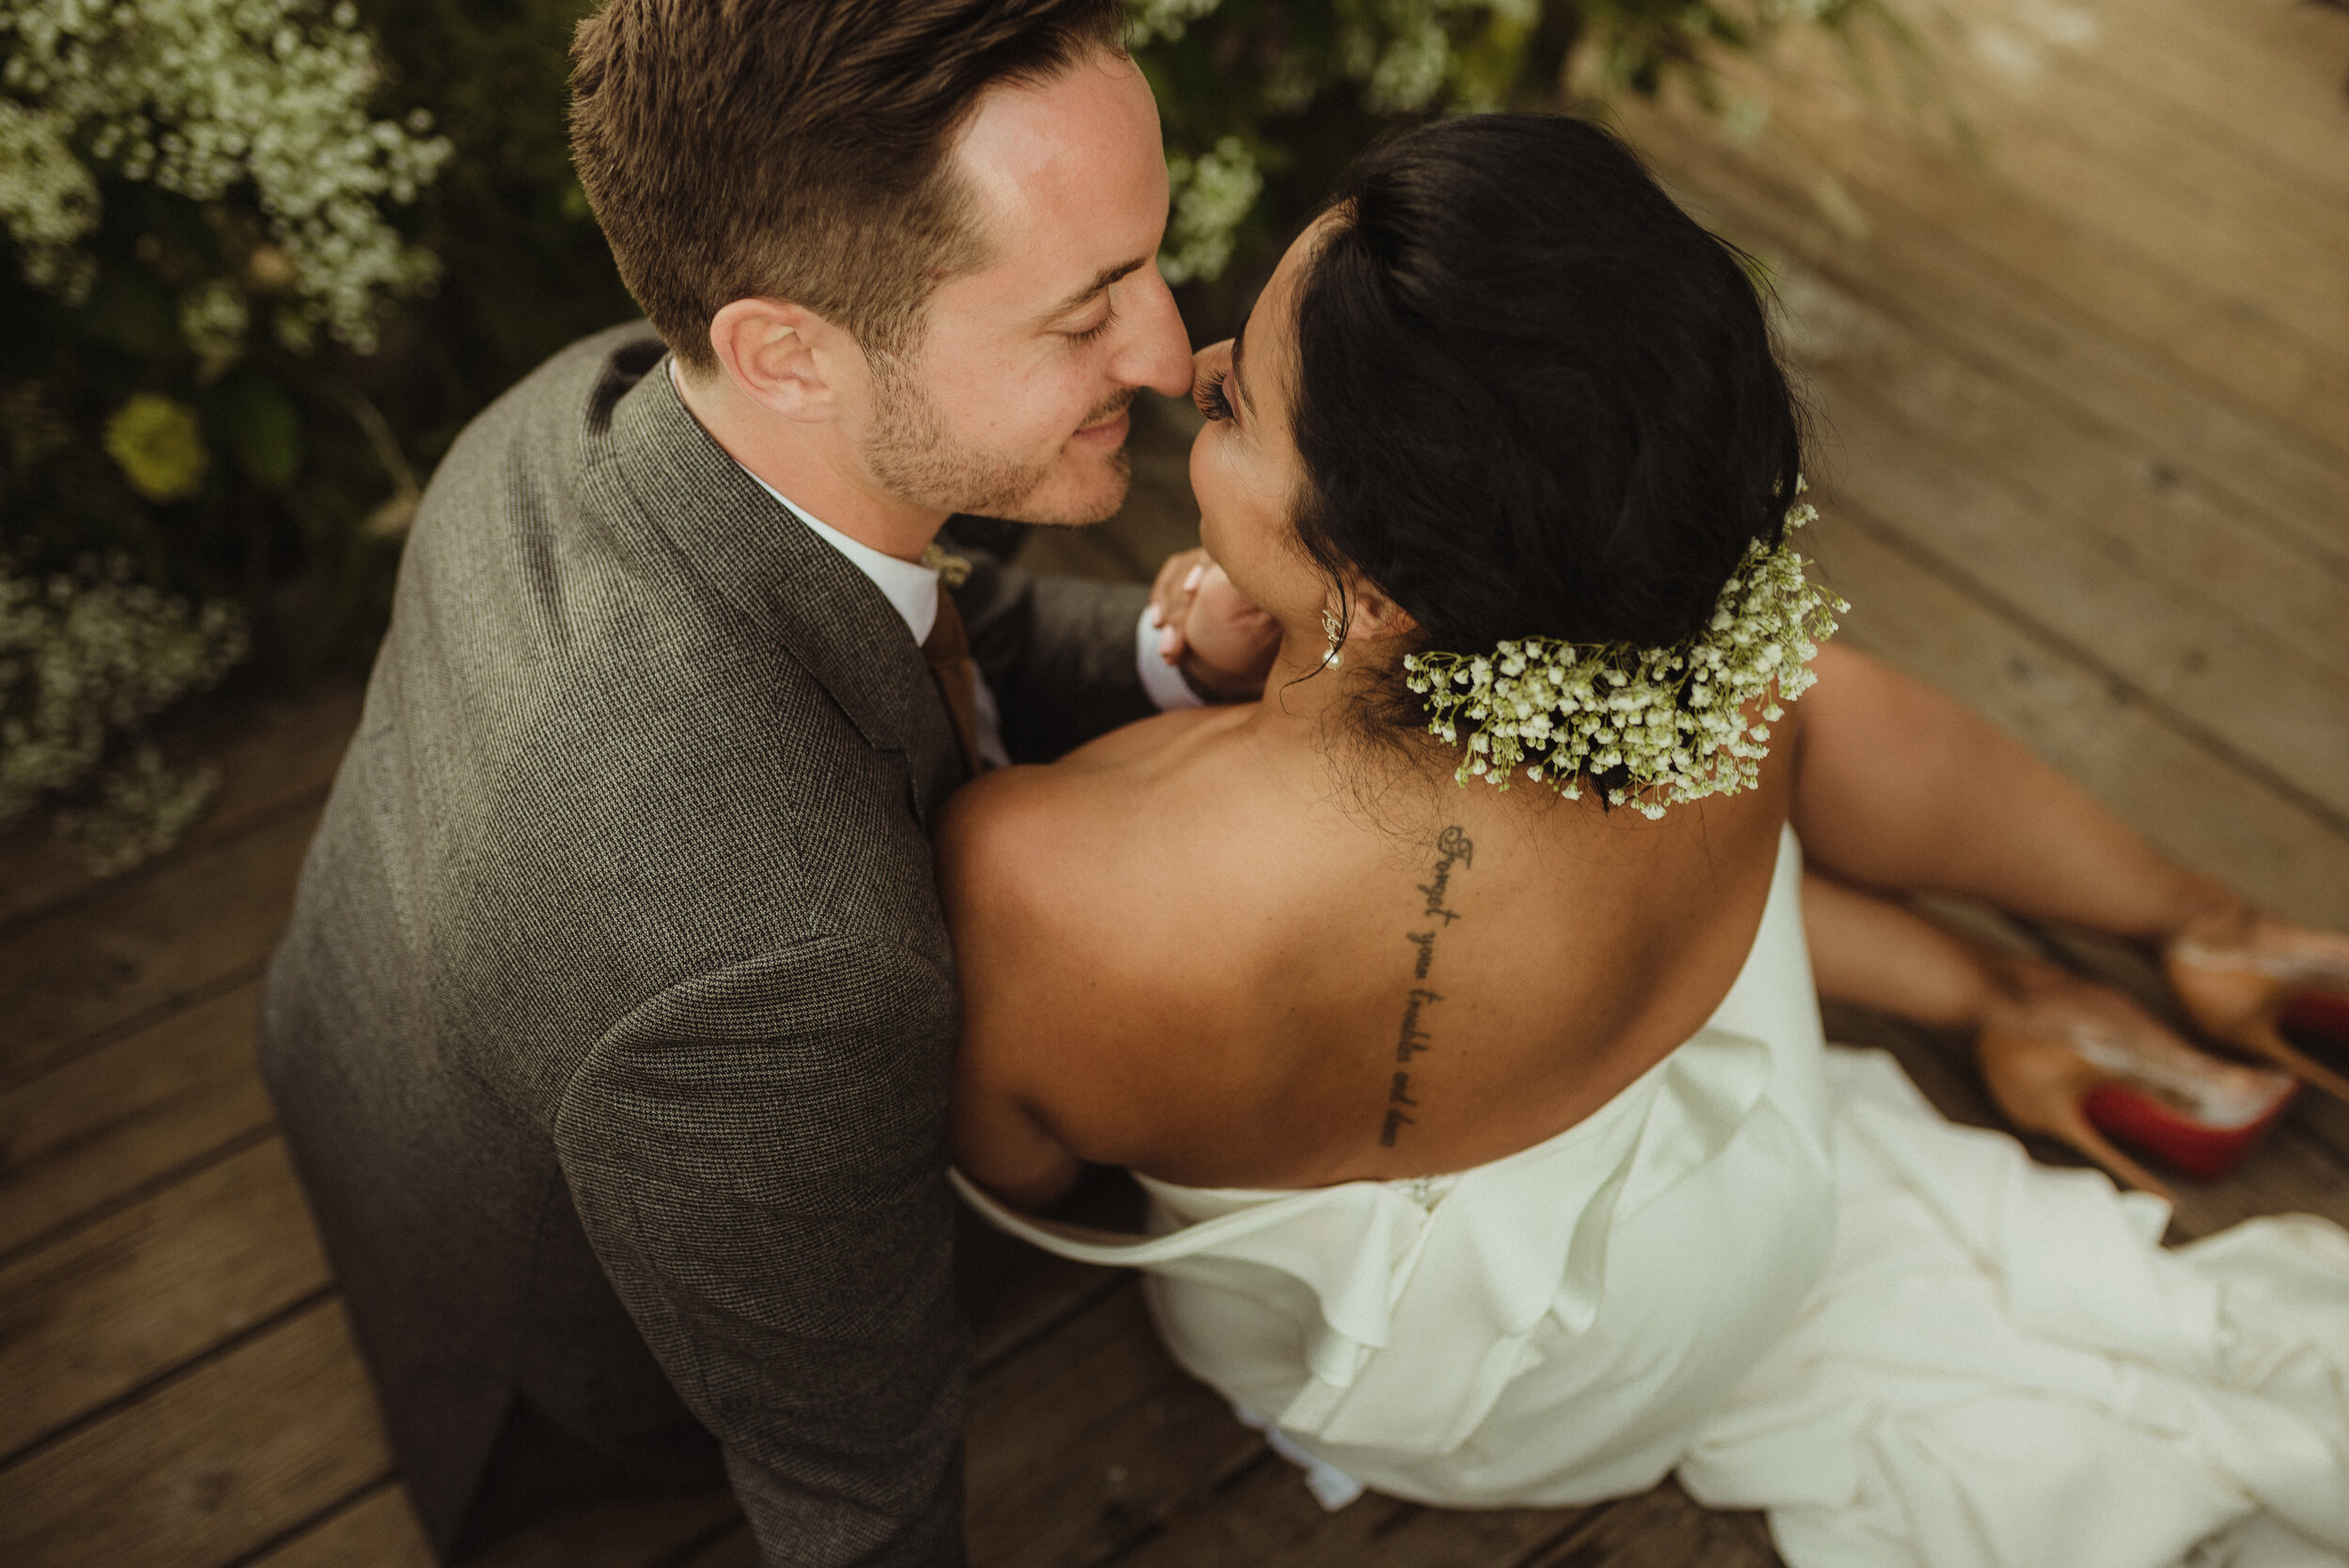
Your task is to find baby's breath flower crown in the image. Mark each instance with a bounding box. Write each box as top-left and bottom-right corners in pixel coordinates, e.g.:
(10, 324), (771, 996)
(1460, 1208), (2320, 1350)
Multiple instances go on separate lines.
(1401, 496), (1844, 818)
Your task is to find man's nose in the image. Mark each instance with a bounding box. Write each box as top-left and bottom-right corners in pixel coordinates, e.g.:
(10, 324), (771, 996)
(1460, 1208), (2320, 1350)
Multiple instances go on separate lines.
(1112, 267), (1199, 398)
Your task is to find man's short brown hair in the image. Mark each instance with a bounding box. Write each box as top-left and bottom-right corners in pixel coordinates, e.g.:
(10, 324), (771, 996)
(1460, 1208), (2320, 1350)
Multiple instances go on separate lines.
(570, 0), (1126, 376)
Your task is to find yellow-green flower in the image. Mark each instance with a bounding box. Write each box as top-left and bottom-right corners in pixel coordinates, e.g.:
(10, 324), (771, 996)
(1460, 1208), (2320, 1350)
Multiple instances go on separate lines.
(104, 395), (209, 504)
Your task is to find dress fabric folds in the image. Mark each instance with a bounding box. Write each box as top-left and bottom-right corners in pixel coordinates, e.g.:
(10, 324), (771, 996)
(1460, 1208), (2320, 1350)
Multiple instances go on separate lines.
(956, 829), (2349, 1567)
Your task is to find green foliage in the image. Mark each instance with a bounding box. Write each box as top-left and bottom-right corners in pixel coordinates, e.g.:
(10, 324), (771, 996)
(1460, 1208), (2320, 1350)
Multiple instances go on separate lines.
(0, 554), (247, 868)
(217, 370), (303, 490)
(0, 0), (458, 688)
(0, 0), (1888, 871)
(1131, 0), (1895, 330)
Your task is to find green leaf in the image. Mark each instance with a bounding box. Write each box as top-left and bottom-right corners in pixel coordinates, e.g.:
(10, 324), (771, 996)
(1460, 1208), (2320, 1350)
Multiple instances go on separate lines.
(78, 267), (179, 357)
(214, 372), (302, 489)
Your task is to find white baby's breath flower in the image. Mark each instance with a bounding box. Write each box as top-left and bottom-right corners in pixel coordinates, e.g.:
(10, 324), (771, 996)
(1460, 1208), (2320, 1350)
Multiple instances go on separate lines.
(1159, 135), (1263, 286)
(0, 554), (246, 869)
(1365, 15), (1449, 113)
(1406, 498), (1846, 812)
(1123, 0), (1221, 45)
(179, 277), (249, 376)
(0, 0), (451, 351)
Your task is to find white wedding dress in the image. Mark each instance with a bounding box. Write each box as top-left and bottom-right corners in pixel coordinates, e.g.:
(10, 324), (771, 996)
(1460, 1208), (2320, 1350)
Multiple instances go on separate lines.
(955, 828), (2349, 1568)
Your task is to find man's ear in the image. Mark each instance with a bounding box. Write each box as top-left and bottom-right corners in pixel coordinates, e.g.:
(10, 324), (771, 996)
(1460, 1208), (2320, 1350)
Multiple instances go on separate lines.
(1338, 578), (1419, 645)
(708, 298), (851, 424)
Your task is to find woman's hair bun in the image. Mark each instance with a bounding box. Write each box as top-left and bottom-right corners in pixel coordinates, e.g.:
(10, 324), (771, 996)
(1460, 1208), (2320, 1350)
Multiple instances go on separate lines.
(1288, 114), (1807, 682)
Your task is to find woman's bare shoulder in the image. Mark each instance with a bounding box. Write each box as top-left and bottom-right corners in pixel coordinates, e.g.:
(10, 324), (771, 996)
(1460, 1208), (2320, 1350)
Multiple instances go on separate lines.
(936, 706), (1239, 955)
(937, 712), (1246, 1163)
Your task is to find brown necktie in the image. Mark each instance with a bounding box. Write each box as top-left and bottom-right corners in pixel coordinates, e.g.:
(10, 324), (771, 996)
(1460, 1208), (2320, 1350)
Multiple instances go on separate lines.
(922, 589), (983, 776)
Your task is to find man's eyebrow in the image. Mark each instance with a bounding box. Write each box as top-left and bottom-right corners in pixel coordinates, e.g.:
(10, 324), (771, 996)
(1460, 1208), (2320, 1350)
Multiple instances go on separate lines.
(1045, 258), (1145, 319)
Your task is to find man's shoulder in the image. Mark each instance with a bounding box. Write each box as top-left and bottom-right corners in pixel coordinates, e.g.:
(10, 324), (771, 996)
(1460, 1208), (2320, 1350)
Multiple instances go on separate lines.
(425, 321), (667, 496)
(497, 636), (918, 857)
(363, 656), (951, 1050)
(497, 320), (668, 425)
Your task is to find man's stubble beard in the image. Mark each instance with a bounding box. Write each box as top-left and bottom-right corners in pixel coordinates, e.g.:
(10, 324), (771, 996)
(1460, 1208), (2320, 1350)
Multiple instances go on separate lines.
(861, 355), (1131, 527)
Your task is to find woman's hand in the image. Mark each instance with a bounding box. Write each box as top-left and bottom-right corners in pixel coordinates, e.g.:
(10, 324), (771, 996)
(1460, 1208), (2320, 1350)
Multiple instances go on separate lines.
(1147, 547), (1282, 703)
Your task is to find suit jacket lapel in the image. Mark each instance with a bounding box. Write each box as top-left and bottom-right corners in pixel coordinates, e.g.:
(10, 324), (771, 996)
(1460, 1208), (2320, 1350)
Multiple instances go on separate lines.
(585, 334), (968, 826)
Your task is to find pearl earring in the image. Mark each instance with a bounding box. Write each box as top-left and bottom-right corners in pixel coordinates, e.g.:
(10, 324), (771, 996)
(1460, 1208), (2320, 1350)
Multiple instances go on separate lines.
(1320, 609), (1345, 670)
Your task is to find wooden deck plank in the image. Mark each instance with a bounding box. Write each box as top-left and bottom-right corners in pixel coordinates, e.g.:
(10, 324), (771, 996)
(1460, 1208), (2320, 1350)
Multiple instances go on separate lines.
(0, 802), (318, 1083)
(1620, 101), (2349, 561)
(1108, 1454), (1580, 1568)
(1862, 7), (2349, 365)
(1636, 103), (2349, 698)
(1521, 1483), (1777, 1566)
(1999, 0), (2349, 209)
(1937, 0), (2349, 208)
(964, 1207), (1127, 1378)
(965, 1283), (1261, 1568)
(0, 1137), (326, 1460)
(1811, 513), (2349, 929)
(0, 1297), (387, 1568)
(0, 979), (271, 1260)
(1673, 49), (2349, 469)
(1797, 370), (2349, 824)
(0, 684), (359, 934)
(1759, 257), (2349, 688)
(242, 1483), (435, 1568)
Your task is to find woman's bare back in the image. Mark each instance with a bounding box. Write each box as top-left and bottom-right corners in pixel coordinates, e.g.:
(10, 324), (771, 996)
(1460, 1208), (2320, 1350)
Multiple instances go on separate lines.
(939, 700), (1795, 1199)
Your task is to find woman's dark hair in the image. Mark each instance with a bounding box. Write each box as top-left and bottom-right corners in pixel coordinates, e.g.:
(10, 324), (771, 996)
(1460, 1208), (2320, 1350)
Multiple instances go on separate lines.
(1288, 114), (1806, 708)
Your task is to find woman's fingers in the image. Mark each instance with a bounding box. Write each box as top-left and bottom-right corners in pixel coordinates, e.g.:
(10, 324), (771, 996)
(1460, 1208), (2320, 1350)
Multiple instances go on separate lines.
(1148, 547), (1212, 663)
(1147, 551), (1280, 694)
(1179, 564), (1283, 699)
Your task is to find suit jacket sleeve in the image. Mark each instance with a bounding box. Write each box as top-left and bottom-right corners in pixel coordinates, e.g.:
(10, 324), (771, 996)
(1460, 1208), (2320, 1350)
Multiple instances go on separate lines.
(942, 530), (1156, 764)
(553, 935), (967, 1568)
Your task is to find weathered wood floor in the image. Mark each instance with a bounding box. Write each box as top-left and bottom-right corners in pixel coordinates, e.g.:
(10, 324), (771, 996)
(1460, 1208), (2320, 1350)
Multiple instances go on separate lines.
(5, 0), (2346, 1561)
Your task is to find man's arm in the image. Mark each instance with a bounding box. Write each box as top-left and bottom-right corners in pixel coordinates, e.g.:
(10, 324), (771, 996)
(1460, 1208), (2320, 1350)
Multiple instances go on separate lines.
(554, 936), (967, 1568)
(945, 534), (1282, 761)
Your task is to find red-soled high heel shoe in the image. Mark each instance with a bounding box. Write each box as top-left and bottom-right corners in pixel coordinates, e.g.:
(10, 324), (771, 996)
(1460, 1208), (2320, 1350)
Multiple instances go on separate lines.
(1978, 988), (2298, 1202)
(2165, 911), (2349, 1109)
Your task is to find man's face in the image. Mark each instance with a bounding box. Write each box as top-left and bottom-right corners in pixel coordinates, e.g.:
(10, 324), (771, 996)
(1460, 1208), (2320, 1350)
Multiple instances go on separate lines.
(856, 51), (1194, 527)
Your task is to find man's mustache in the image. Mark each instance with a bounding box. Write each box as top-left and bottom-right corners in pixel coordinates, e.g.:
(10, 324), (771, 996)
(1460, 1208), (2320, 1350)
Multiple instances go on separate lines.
(1076, 390), (1136, 431)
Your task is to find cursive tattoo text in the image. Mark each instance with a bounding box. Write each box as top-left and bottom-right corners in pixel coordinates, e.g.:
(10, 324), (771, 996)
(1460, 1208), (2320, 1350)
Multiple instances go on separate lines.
(1381, 826), (1473, 1147)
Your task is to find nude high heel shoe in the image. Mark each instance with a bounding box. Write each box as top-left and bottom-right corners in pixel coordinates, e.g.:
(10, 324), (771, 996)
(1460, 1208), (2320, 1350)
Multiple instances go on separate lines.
(2165, 909), (2349, 1109)
(1977, 987), (2297, 1203)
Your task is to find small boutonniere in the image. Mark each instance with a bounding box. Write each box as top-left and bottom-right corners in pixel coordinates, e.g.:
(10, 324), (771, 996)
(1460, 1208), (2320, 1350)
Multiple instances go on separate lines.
(922, 543), (972, 588)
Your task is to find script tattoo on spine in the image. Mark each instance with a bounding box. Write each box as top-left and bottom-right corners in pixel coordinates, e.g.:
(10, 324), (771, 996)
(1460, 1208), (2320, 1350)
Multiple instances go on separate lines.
(1382, 825), (1473, 1148)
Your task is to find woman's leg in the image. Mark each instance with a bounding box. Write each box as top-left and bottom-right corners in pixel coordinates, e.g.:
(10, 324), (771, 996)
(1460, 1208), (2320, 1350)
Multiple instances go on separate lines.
(1788, 644), (2235, 944)
(1799, 867), (2140, 1032)
(1802, 870), (2191, 1197)
(1786, 647), (2324, 1177)
(1801, 870), (2007, 1030)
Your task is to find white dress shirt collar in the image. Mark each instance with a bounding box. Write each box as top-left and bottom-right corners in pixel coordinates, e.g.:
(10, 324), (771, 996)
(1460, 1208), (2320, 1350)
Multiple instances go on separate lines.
(742, 471), (941, 647)
(666, 359), (1200, 732)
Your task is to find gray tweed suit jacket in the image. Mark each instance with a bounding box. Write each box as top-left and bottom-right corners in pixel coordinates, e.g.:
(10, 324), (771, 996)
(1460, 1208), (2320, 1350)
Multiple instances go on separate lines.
(259, 322), (1154, 1566)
